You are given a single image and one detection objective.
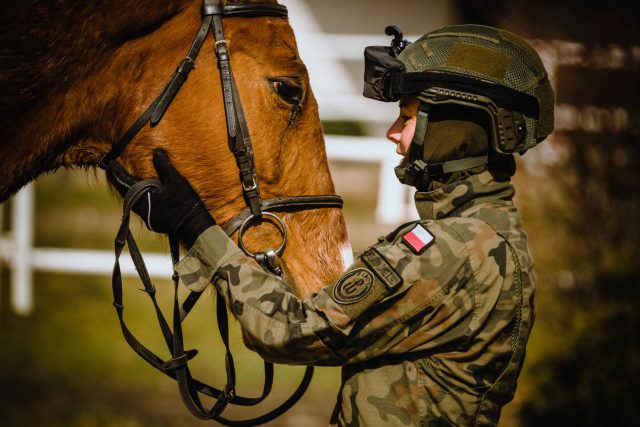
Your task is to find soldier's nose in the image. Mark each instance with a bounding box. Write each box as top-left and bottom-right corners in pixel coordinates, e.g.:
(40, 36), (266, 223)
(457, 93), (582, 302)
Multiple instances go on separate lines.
(387, 119), (403, 145)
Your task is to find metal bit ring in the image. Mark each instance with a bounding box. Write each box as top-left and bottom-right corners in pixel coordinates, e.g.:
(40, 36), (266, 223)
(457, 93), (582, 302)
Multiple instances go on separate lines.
(237, 212), (287, 258)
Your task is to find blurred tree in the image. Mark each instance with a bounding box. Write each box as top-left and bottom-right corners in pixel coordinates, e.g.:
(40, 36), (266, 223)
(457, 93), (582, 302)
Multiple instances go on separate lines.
(458, 1), (640, 425)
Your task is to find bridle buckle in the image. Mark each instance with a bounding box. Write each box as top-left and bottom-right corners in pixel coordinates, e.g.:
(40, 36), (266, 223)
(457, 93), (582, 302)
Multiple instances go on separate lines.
(221, 386), (236, 404)
(241, 176), (258, 192)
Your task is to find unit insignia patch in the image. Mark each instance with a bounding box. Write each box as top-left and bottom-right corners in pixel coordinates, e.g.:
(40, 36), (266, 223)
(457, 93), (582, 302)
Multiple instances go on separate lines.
(332, 268), (374, 305)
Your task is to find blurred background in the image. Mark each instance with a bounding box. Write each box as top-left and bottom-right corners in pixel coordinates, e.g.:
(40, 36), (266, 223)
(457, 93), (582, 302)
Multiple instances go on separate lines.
(1, 0), (638, 426)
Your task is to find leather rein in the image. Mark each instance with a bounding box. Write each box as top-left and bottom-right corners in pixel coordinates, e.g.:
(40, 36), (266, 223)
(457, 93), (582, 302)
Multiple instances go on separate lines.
(99, 1), (343, 425)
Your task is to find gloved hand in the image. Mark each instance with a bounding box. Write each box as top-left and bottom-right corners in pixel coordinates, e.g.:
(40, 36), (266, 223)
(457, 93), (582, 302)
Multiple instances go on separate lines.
(108, 149), (216, 247)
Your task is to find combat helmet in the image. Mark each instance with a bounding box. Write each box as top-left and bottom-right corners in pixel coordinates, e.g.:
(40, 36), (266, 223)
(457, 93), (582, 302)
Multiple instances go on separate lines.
(363, 24), (555, 188)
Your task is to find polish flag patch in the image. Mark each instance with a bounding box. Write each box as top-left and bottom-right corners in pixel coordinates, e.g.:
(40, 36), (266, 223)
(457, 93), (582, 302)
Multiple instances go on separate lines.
(401, 224), (435, 254)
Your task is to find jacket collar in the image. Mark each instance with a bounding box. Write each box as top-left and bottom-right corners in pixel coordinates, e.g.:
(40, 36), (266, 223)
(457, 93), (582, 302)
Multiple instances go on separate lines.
(414, 171), (515, 220)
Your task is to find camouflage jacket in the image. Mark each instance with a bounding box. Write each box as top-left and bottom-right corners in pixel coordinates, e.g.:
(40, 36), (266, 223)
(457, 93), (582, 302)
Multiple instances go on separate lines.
(174, 171), (535, 426)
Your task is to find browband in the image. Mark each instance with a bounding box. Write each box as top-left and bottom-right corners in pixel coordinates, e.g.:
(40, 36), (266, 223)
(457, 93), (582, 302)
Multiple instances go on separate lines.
(202, 2), (288, 18)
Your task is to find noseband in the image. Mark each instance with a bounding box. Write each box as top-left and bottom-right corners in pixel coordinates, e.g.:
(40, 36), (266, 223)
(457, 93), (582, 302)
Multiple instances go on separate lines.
(100, 1), (343, 425)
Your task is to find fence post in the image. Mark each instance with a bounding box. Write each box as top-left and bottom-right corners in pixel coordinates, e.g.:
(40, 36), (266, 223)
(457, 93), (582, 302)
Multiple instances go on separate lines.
(376, 158), (410, 225)
(11, 185), (34, 315)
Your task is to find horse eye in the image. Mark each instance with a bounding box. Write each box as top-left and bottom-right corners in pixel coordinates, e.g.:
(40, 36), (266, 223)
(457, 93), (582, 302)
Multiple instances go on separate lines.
(271, 79), (303, 105)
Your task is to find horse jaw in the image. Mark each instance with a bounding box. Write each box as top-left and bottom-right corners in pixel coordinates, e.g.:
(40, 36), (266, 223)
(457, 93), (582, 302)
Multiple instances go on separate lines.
(278, 207), (350, 298)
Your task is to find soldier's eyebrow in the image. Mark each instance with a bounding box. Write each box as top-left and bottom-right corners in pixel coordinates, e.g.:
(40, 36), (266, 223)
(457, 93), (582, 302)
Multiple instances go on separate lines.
(398, 98), (418, 111)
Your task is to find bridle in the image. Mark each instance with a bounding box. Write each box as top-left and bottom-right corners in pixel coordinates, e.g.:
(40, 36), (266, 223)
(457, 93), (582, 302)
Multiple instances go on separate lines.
(98, 1), (344, 425)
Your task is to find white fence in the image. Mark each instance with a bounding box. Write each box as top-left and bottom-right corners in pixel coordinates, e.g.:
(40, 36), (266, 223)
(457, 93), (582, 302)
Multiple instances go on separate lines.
(0, 185), (175, 315)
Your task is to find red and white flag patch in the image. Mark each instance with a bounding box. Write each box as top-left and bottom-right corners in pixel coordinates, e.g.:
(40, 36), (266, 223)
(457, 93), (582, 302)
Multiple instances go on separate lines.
(401, 224), (435, 254)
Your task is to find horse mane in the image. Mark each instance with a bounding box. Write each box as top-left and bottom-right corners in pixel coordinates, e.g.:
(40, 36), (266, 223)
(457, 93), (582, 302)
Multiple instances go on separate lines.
(0, 0), (190, 140)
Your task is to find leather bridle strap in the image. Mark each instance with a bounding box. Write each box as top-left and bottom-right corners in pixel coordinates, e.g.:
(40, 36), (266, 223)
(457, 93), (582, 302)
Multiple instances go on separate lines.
(210, 4), (263, 216)
(103, 1), (342, 425)
(112, 181), (319, 425)
(168, 236), (315, 426)
(112, 180), (255, 404)
(98, 17), (211, 169)
(98, 2), (288, 169)
(223, 195), (344, 235)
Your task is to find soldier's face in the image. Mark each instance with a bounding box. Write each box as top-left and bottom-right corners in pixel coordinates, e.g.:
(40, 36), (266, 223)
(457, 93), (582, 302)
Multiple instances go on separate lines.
(386, 96), (420, 156)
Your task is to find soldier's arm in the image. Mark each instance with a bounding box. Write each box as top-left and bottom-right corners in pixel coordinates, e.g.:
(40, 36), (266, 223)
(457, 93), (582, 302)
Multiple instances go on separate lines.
(174, 224), (419, 365)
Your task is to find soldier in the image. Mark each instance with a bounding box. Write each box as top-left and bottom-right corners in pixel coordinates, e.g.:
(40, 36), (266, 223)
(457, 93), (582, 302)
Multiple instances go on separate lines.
(110, 24), (555, 426)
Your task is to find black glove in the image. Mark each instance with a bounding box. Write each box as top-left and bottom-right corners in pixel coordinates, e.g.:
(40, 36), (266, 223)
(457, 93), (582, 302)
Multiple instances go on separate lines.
(108, 149), (216, 247)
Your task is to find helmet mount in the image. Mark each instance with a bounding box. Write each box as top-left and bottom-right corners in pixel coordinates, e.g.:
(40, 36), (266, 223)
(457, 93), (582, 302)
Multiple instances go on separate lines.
(385, 25), (411, 57)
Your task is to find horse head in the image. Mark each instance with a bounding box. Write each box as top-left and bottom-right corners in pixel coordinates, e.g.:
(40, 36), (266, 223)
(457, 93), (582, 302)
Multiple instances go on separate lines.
(0, 0), (350, 297)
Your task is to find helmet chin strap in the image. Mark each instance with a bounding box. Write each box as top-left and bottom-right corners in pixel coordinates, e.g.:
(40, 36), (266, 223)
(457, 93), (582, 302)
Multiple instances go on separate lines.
(394, 101), (489, 191)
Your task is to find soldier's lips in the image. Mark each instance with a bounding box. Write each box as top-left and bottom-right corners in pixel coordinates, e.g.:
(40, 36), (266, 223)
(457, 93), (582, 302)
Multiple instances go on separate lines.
(396, 146), (407, 156)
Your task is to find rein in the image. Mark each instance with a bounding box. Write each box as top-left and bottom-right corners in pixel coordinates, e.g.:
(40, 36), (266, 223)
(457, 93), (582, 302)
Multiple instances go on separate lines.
(100, 1), (343, 425)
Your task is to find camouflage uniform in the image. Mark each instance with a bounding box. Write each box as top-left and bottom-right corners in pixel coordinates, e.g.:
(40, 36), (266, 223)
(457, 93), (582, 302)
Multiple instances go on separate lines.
(175, 170), (535, 426)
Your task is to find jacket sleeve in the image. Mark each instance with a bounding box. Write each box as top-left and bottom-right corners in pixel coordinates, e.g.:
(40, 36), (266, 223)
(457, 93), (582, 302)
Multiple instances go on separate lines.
(174, 221), (475, 365)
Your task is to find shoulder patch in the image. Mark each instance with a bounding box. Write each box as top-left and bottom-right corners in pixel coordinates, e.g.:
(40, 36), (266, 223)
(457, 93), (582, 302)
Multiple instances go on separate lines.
(332, 268), (374, 305)
(401, 223), (435, 254)
(362, 248), (403, 291)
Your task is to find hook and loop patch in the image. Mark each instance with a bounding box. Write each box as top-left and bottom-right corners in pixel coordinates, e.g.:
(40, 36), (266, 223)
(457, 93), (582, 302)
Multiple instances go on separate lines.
(361, 248), (403, 291)
(401, 223), (435, 254)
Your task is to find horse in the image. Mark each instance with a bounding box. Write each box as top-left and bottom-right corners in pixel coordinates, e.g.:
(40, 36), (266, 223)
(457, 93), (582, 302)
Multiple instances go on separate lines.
(0, 0), (350, 298)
